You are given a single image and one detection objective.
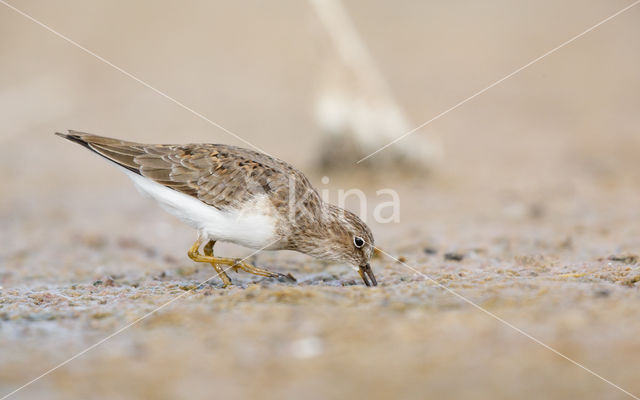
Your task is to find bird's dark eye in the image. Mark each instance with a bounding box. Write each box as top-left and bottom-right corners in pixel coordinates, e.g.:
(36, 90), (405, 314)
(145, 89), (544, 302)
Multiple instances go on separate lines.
(353, 236), (365, 248)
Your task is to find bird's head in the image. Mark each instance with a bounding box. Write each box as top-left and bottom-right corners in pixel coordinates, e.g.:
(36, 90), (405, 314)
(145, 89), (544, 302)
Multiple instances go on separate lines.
(294, 205), (377, 286)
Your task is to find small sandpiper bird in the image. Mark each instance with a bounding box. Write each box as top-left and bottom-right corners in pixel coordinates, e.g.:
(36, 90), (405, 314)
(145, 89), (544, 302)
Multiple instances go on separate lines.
(56, 131), (377, 287)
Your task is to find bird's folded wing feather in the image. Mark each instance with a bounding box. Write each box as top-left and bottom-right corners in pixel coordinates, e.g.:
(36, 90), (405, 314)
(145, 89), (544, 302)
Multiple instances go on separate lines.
(60, 130), (307, 210)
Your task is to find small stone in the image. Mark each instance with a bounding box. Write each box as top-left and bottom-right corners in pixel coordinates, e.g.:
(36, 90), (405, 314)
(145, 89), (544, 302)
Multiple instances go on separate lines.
(444, 252), (464, 262)
(622, 276), (640, 286)
(608, 254), (639, 265)
(91, 312), (112, 320)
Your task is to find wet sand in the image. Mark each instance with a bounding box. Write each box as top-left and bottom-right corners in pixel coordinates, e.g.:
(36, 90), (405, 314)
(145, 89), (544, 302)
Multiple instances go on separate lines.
(2, 1), (640, 399)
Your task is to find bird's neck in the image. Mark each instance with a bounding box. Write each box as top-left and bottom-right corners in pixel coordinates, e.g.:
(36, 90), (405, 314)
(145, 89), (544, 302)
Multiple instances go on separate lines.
(284, 203), (347, 260)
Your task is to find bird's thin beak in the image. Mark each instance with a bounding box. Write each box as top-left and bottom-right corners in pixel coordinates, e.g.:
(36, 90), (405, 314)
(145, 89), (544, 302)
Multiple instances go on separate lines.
(358, 263), (377, 287)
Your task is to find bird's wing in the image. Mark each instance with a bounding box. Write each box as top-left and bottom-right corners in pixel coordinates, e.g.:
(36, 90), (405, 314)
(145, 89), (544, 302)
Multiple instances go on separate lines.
(56, 130), (312, 210)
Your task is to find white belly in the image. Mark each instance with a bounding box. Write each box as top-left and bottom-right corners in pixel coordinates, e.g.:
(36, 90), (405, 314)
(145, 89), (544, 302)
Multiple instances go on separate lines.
(123, 170), (278, 249)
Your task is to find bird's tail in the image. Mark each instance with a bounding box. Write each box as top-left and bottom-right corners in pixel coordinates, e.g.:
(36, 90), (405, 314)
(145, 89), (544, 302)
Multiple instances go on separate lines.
(54, 130), (144, 174)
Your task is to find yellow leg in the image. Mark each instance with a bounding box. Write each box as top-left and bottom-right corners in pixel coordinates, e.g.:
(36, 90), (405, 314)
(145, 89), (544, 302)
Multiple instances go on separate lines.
(188, 237), (296, 284)
(188, 237), (232, 287)
(203, 240), (233, 287)
(235, 262), (296, 282)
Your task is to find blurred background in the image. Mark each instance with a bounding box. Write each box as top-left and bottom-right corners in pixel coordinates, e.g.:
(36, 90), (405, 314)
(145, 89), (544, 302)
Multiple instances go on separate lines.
(1, 1), (639, 399)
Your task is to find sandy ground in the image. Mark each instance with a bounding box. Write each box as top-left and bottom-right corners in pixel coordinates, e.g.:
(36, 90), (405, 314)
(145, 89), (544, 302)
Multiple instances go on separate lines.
(2, 1), (640, 399)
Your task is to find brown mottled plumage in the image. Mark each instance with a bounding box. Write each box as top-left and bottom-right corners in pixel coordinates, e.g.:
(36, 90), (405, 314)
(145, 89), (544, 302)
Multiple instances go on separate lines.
(56, 130), (377, 287)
